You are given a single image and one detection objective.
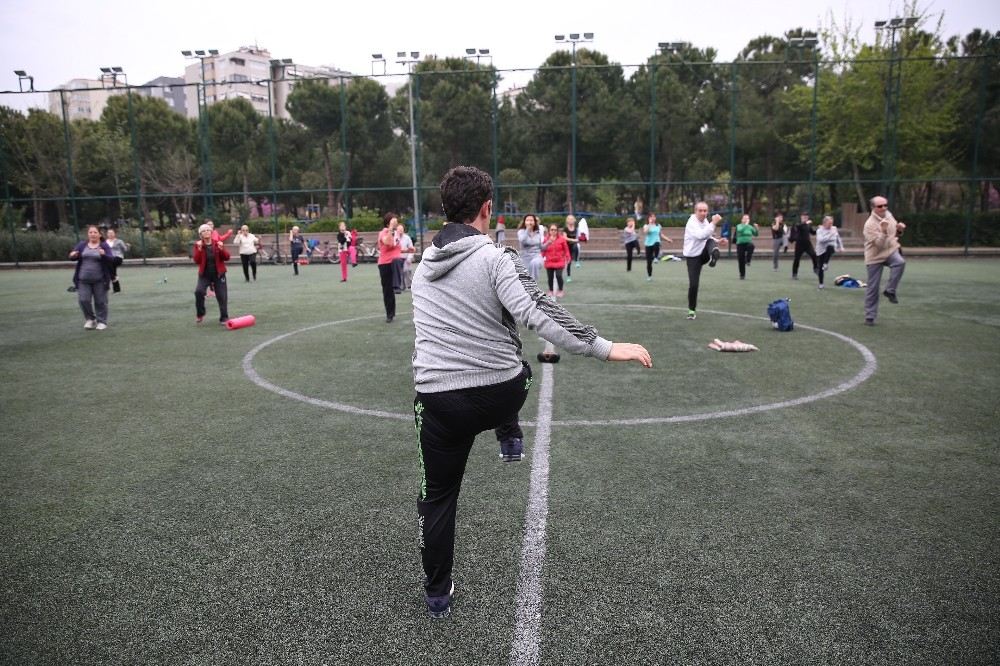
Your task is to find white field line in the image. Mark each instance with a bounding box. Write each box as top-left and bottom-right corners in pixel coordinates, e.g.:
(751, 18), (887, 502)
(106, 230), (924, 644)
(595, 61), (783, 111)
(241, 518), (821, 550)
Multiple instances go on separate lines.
(241, 315), (409, 421)
(509, 361), (554, 666)
(242, 307), (876, 427)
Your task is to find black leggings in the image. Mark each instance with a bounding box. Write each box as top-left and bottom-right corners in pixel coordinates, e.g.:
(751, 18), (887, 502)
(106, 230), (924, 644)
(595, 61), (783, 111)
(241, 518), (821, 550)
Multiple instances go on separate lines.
(291, 246), (303, 274)
(736, 243), (755, 278)
(567, 242), (579, 277)
(817, 247), (836, 285)
(685, 239), (717, 311)
(546, 267), (564, 292)
(240, 253), (257, 281)
(793, 242), (818, 277)
(378, 262), (396, 320)
(625, 240), (639, 271)
(645, 243), (660, 277)
(414, 364), (531, 598)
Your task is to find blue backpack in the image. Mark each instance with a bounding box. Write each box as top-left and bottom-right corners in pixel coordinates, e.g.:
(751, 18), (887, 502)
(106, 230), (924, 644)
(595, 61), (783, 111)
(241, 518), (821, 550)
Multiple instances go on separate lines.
(767, 298), (794, 332)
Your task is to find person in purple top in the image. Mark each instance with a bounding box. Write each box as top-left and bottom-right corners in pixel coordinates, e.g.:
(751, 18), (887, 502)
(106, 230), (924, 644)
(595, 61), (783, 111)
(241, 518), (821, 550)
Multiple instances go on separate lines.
(69, 225), (117, 330)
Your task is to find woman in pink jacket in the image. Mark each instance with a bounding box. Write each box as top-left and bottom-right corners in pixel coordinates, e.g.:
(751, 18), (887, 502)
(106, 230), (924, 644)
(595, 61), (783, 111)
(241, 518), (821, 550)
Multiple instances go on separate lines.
(541, 224), (571, 298)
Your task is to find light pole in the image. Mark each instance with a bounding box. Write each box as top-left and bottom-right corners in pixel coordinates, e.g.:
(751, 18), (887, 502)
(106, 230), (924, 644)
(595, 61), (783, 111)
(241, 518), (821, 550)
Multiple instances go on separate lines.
(182, 49), (219, 219)
(464, 48), (499, 209)
(789, 36), (819, 213)
(101, 66), (148, 261)
(650, 42), (687, 213)
(874, 17), (916, 207)
(554, 32), (593, 214)
(14, 69), (34, 92)
(395, 51), (423, 251)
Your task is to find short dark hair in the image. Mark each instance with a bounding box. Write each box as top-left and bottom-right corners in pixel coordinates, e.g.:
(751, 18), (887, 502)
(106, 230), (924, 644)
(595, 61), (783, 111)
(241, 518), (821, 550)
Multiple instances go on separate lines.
(382, 212), (397, 227)
(440, 166), (493, 224)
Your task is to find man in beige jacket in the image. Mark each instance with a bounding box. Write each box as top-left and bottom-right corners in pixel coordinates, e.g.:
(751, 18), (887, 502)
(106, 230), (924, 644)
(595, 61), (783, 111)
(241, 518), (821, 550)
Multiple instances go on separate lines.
(862, 196), (907, 325)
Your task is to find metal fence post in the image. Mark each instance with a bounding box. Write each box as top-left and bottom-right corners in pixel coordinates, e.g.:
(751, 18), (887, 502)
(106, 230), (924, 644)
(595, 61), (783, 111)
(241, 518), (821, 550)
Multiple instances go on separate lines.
(126, 87), (147, 263)
(649, 60), (657, 213)
(58, 89), (81, 241)
(339, 76), (350, 219)
(965, 54), (989, 255)
(0, 132), (19, 266)
(266, 79), (280, 250)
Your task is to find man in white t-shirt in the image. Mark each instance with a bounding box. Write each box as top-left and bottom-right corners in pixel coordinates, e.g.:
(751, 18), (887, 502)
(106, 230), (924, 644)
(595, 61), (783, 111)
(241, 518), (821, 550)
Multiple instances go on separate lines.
(682, 201), (726, 320)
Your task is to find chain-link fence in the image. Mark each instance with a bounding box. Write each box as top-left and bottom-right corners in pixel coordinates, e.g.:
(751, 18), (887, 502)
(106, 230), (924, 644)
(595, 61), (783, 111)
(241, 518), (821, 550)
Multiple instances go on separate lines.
(2, 49), (997, 262)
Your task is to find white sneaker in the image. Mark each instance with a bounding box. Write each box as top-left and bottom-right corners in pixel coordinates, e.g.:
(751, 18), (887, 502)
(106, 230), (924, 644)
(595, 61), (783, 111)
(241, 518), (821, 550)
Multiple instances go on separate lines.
(96, 322), (108, 330)
(83, 320), (96, 330)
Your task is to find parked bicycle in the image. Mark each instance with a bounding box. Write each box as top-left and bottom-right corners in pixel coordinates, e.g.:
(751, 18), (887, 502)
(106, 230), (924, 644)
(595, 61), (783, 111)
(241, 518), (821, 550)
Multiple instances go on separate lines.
(257, 243), (284, 265)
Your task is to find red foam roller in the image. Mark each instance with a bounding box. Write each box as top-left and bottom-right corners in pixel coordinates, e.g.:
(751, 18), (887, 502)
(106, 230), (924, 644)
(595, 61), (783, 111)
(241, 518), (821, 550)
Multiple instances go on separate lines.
(226, 314), (256, 330)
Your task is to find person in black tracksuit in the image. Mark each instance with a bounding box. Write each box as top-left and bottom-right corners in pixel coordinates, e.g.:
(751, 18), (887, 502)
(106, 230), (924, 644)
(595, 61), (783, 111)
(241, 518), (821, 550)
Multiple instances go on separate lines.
(791, 211), (818, 280)
(289, 225), (306, 275)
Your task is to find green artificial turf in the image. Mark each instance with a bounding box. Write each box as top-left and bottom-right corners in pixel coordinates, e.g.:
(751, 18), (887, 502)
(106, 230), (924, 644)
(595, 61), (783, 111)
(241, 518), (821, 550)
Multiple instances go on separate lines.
(1, 256), (998, 664)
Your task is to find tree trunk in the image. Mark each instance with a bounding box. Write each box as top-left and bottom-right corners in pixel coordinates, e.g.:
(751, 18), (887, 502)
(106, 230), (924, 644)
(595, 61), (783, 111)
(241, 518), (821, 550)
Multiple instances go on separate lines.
(32, 196), (43, 231)
(322, 140), (336, 212)
(657, 152), (674, 212)
(851, 159), (866, 210)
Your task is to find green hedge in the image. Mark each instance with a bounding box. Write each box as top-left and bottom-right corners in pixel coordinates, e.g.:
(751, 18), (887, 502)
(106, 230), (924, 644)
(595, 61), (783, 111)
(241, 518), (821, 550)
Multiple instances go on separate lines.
(3, 211), (996, 262)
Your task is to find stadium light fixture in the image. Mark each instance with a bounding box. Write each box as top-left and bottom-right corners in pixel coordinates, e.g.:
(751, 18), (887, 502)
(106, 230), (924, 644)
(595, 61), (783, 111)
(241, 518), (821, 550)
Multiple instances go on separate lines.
(14, 69), (34, 92)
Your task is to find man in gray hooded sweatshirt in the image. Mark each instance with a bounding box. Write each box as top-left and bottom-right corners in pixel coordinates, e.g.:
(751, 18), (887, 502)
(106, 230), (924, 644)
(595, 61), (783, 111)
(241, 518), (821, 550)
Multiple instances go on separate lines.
(411, 165), (652, 618)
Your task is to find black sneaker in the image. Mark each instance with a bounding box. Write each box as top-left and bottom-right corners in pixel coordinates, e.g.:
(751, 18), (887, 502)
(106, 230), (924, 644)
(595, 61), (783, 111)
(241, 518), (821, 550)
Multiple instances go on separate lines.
(499, 437), (524, 462)
(709, 247), (720, 267)
(426, 581), (455, 619)
(864, 318), (875, 326)
(883, 290), (898, 304)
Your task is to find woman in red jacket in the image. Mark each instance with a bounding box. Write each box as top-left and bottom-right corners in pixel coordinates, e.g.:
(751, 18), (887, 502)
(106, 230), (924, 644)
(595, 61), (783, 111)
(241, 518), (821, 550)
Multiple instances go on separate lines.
(192, 223), (230, 324)
(541, 224), (571, 298)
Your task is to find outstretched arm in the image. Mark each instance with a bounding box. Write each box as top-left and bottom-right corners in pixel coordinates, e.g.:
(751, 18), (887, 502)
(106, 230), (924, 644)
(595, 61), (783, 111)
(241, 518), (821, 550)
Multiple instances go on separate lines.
(608, 342), (652, 367)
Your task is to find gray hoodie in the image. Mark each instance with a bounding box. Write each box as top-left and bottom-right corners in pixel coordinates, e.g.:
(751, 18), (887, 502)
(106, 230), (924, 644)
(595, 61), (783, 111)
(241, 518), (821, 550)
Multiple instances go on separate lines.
(412, 223), (612, 393)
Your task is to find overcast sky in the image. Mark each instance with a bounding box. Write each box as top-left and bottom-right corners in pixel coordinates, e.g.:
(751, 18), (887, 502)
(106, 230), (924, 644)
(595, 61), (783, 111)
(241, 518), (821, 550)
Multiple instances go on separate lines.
(1, 0), (997, 105)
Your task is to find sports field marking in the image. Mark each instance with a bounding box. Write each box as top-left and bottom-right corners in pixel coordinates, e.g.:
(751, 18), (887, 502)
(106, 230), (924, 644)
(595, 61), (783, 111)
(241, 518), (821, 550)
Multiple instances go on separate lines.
(509, 362), (554, 666)
(241, 315), (410, 421)
(243, 307), (876, 426)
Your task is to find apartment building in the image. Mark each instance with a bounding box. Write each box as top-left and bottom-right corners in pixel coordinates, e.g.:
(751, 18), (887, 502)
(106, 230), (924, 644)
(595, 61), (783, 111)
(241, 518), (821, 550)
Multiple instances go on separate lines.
(47, 79), (126, 121)
(183, 45), (353, 120)
(136, 76), (186, 115)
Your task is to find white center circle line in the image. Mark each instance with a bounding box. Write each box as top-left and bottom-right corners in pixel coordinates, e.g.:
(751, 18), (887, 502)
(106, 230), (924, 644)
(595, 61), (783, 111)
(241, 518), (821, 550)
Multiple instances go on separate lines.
(242, 306), (877, 426)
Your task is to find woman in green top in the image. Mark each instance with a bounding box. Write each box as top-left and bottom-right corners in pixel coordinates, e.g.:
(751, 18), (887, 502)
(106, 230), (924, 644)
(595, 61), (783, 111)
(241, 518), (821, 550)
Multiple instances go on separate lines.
(734, 214), (759, 280)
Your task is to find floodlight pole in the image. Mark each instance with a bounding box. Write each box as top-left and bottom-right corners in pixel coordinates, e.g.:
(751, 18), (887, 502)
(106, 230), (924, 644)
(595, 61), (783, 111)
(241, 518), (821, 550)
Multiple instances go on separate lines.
(555, 33), (593, 214)
(396, 52), (423, 251)
(183, 49), (218, 219)
(465, 48), (499, 211)
(57, 89), (81, 241)
(875, 18), (916, 208)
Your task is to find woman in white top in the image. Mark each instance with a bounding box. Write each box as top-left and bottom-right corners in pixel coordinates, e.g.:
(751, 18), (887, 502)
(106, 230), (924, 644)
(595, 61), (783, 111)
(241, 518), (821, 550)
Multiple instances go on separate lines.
(815, 215), (844, 289)
(233, 225), (260, 282)
(517, 214), (544, 283)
